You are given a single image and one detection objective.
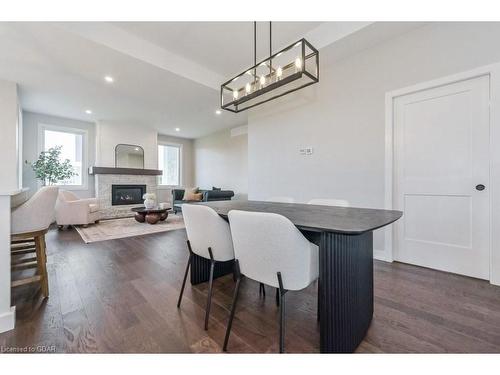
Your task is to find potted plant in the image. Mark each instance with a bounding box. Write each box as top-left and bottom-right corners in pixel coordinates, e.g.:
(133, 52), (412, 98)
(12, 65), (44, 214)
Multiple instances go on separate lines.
(31, 145), (77, 186)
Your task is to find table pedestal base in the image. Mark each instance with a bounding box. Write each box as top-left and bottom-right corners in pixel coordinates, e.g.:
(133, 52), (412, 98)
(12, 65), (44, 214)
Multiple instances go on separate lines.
(190, 254), (234, 285)
(319, 231), (373, 353)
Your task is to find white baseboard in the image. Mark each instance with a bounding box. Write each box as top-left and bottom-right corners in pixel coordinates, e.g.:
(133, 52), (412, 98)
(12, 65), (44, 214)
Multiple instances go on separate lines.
(374, 248), (393, 263)
(0, 306), (15, 333)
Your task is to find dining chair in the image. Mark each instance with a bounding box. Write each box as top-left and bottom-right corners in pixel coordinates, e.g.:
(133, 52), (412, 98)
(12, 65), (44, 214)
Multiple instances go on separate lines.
(224, 210), (319, 353)
(308, 198), (350, 207)
(11, 186), (59, 298)
(177, 204), (235, 330)
(265, 196), (295, 203)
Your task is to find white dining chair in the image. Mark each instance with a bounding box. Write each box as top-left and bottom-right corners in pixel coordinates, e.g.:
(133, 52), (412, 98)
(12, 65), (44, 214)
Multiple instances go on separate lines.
(177, 204), (235, 330)
(265, 196), (295, 203)
(224, 210), (319, 353)
(308, 198), (350, 207)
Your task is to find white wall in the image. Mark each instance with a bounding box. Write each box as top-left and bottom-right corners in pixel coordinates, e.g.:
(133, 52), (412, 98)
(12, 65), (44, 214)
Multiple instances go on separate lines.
(194, 128), (248, 199)
(95, 121), (158, 169)
(157, 134), (195, 204)
(247, 22), (500, 257)
(22, 111), (96, 198)
(0, 81), (20, 192)
(0, 79), (20, 333)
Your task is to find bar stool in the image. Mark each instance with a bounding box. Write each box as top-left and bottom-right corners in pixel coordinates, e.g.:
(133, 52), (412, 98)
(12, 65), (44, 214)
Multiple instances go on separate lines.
(11, 186), (59, 298)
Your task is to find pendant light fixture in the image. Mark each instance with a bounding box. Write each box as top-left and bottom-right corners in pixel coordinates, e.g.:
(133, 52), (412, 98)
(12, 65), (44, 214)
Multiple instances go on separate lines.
(220, 22), (319, 113)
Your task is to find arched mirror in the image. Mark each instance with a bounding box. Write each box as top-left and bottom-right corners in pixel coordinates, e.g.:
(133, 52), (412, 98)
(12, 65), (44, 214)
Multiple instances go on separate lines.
(115, 144), (144, 168)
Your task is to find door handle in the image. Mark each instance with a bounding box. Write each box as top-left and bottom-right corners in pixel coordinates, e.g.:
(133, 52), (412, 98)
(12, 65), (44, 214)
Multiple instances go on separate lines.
(476, 184), (486, 191)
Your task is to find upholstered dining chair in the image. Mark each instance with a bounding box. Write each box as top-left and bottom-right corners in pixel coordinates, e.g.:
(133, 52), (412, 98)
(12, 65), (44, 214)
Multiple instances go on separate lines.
(308, 198), (350, 207)
(265, 196), (295, 203)
(55, 190), (101, 228)
(224, 210), (319, 353)
(177, 204), (235, 330)
(11, 186), (59, 298)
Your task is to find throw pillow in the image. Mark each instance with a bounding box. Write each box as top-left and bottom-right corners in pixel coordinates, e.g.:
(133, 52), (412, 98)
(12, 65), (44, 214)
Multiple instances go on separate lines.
(184, 191), (203, 201)
(182, 187), (199, 201)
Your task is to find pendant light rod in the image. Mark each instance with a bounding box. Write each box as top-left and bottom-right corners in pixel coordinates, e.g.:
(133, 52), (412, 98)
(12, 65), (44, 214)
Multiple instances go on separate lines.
(253, 21), (257, 84)
(269, 21), (272, 74)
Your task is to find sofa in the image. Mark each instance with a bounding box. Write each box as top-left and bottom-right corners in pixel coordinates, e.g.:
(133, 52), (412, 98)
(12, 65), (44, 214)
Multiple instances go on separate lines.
(172, 188), (234, 213)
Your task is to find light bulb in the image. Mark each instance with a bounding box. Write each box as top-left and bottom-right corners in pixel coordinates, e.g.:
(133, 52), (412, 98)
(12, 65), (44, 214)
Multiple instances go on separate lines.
(276, 66), (283, 80)
(260, 75), (266, 87)
(295, 57), (302, 71)
(233, 90), (239, 100)
(245, 82), (251, 94)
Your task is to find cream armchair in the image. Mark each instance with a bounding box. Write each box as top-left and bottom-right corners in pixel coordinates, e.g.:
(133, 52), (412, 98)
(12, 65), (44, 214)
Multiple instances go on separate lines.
(55, 190), (101, 228)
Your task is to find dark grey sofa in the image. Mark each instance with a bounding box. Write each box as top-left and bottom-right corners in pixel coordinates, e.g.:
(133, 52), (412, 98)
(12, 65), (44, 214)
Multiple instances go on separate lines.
(172, 188), (234, 213)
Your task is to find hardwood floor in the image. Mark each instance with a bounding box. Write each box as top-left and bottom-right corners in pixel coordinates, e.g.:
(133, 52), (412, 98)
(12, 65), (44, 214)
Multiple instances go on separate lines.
(2, 225), (500, 353)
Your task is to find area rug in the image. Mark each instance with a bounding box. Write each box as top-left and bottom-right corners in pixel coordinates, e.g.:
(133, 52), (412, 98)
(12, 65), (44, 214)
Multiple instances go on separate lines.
(75, 214), (185, 243)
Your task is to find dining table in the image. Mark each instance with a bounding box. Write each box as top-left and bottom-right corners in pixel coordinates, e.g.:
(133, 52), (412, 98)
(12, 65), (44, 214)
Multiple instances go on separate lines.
(189, 200), (403, 353)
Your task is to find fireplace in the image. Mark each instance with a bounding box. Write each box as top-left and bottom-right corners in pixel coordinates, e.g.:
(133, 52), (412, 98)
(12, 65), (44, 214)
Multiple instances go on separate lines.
(111, 184), (146, 206)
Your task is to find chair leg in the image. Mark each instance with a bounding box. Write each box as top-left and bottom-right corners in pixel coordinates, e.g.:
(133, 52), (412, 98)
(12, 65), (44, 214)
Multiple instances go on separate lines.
(177, 253), (192, 308)
(259, 282), (266, 298)
(317, 279), (320, 322)
(34, 234), (49, 298)
(204, 247), (215, 330)
(223, 260), (242, 352)
(277, 272), (287, 353)
(275, 287), (280, 306)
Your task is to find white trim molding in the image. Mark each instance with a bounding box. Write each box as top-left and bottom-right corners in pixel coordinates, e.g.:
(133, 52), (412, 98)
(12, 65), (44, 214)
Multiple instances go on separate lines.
(0, 307), (15, 333)
(157, 141), (183, 189)
(37, 123), (89, 191)
(385, 62), (500, 285)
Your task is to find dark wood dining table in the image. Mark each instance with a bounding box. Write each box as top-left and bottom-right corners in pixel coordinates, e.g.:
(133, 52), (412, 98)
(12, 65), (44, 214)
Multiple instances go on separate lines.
(189, 200), (402, 353)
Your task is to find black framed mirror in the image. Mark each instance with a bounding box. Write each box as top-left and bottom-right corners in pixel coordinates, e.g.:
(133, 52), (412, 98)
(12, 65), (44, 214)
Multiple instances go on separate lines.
(115, 144), (145, 168)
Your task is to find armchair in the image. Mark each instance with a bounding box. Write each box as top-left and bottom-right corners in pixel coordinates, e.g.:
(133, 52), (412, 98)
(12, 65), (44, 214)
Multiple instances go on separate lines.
(55, 190), (101, 228)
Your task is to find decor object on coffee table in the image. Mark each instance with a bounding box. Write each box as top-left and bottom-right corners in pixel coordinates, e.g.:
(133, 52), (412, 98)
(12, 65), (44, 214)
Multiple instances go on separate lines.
(132, 206), (171, 224)
(143, 192), (156, 209)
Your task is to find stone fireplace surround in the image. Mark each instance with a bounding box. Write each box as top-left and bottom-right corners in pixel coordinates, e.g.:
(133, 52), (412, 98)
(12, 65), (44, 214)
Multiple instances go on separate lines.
(91, 167), (161, 219)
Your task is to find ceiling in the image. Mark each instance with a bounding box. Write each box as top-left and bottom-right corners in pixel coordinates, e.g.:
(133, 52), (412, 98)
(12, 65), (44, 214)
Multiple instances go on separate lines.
(0, 22), (426, 138)
(114, 22), (321, 77)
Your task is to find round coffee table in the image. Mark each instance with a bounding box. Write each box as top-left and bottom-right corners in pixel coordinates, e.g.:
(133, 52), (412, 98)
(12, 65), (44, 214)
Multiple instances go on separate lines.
(131, 206), (171, 224)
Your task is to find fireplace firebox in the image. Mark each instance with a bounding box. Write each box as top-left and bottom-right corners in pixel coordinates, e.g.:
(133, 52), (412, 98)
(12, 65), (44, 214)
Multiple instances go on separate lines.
(111, 184), (146, 206)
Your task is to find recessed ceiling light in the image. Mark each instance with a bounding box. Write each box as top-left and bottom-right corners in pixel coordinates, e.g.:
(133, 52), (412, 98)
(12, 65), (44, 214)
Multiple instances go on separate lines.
(85, 109), (92, 114)
(215, 110), (221, 115)
(104, 76), (114, 83)
(175, 127), (180, 132)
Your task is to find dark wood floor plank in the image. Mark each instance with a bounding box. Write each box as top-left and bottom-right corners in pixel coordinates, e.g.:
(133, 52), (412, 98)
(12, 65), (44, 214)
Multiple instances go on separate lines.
(2, 225), (500, 353)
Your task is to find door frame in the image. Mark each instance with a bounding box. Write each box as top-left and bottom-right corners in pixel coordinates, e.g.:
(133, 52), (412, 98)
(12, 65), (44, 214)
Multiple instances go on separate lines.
(384, 62), (500, 285)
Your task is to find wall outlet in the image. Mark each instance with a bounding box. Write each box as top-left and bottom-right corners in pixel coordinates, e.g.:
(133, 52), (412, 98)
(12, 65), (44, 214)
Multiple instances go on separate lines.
(299, 147), (313, 155)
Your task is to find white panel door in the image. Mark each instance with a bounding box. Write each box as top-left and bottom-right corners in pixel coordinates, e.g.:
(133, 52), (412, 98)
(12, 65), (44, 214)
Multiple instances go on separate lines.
(394, 75), (490, 279)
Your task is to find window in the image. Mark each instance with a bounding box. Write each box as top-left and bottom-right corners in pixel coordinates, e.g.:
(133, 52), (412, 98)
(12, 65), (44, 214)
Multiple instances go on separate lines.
(158, 144), (181, 186)
(40, 124), (87, 188)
